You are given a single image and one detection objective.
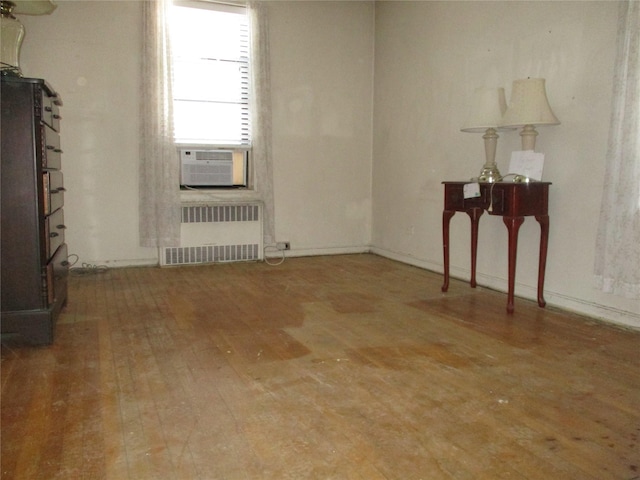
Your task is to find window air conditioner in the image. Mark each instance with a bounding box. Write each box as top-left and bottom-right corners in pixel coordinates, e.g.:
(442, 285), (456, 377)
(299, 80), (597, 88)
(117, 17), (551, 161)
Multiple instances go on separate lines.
(180, 149), (247, 187)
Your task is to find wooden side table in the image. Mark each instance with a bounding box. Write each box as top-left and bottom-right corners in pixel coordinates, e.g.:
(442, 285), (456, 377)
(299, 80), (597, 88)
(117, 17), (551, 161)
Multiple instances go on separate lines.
(441, 181), (551, 313)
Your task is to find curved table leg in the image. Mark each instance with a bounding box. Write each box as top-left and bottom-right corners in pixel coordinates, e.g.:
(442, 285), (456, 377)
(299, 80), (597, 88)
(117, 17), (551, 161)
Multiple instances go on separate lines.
(503, 216), (525, 314)
(535, 214), (549, 308)
(466, 208), (484, 288)
(442, 210), (455, 292)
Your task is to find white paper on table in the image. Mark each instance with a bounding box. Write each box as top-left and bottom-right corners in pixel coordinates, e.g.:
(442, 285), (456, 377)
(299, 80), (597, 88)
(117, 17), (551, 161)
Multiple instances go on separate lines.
(463, 182), (481, 199)
(508, 150), (545, 181)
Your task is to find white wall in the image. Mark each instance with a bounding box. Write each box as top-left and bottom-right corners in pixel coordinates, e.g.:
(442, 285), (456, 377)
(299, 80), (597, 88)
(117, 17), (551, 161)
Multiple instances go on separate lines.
(268, 1), (374, 256)
(20, 1), (155, 267)
(372, 1), (639, 328)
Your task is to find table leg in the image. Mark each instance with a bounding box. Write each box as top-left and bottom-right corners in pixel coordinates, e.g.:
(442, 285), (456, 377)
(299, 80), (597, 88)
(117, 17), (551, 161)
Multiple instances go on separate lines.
(466, 208), (483, 288)
(442, 210), (455, 292)
(503, 216), (524, 314)
(535, 214), (549, 308)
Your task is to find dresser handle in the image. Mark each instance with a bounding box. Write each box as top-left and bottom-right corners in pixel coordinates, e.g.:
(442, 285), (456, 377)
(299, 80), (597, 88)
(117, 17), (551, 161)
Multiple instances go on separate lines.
(56, 224), (67, 230)
(44, 107), (62, 120)
(61, 260), (70, 267)
(50, 232), (59, 238)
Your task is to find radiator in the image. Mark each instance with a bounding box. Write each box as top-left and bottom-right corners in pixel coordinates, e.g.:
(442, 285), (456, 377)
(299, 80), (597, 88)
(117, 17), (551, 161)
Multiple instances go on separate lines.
(160, 203), (263, 266)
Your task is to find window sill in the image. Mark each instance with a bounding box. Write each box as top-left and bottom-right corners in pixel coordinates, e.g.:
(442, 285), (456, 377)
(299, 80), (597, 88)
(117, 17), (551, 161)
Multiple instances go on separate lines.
(179, 188), (260, 204)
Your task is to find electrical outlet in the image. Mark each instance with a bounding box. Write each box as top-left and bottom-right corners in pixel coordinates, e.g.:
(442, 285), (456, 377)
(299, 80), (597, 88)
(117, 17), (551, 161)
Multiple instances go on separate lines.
(276, 241), (290, 251)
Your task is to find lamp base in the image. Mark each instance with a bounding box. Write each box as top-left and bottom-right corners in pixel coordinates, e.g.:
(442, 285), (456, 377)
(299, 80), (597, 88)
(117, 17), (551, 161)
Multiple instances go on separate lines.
(477, 165), (502, 183)
(1, 1), (25, 76)
(519, 124), (538, 151)
(477, 128), (502, 182)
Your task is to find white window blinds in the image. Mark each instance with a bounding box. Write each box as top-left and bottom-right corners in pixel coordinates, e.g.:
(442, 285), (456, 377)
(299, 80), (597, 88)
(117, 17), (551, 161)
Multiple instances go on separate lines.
(170, 1), (250, 146)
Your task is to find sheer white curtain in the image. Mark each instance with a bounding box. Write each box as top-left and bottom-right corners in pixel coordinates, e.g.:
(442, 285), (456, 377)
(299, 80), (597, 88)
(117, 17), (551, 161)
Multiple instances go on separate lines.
(139, 0), (181, 248)
(249, 1), (276, 246)
(594, 0), (640, 298)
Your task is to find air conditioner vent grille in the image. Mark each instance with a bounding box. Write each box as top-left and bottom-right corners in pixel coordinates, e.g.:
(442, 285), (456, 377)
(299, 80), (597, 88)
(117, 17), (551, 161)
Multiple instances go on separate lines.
(195, 150), (233, 162)
(163, 244), (259, 265)
(182, 204), (259, 224)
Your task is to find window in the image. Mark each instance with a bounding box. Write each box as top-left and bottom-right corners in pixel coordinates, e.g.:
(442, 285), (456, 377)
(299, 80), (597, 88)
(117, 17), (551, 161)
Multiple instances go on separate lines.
(170, 1), (251, 147)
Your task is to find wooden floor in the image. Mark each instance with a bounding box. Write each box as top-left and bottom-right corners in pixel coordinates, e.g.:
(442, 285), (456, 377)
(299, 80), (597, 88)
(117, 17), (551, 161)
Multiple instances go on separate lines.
(1, 254), (639, 480)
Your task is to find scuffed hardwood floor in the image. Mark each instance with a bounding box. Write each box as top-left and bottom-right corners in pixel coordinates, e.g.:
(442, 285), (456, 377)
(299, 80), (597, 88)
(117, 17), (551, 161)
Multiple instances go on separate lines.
(1, 254), (639, 480)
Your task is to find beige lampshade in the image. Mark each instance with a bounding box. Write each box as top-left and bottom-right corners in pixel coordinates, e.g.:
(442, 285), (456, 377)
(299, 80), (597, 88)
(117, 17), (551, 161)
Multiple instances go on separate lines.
(12, 0), (57, 15)
(461, 87), (509, 132)
(500, 78), (560, 128)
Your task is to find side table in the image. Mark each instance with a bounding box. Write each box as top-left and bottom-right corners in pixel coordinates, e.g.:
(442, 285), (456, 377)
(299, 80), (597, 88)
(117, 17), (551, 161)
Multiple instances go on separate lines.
(441, 181), (551, 313)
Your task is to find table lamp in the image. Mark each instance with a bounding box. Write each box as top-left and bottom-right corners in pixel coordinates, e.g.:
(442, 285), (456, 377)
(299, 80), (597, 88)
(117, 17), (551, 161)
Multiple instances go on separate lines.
(500, 78), (560, 151)
(1, 0), (57, 76)
(461, 87), (512, 183)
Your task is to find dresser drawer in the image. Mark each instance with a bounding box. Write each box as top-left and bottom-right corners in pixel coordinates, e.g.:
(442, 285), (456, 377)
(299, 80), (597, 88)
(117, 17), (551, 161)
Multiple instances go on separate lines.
(45, 243), (68, 306)
(42, 93), (62, 131)
(43, 171), (65, 215)
(42, 126), (62, 169)
(45, 208), (66, 260)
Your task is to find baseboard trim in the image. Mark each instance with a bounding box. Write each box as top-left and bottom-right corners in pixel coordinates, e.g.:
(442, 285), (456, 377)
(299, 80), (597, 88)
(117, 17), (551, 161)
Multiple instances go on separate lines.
(265, 245), (370, 258)
(81, 258), (159, 269)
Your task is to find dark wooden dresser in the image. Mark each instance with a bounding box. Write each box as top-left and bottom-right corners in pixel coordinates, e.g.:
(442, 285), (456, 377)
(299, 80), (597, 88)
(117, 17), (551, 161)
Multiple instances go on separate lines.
(1, 76), (68, 345)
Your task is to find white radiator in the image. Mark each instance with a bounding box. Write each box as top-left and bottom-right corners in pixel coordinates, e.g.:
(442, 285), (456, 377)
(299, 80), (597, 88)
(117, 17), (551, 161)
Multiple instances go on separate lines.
(160, 203), (263, 266)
